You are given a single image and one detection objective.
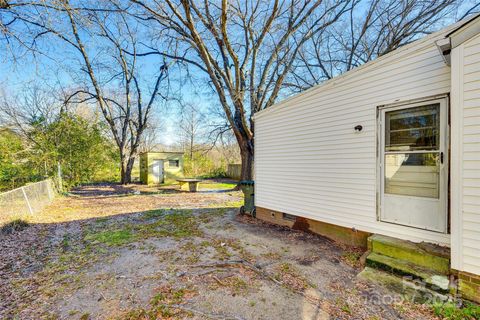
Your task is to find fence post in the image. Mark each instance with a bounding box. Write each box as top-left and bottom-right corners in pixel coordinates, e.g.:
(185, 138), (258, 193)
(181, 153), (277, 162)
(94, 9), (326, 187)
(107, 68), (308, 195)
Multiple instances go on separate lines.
(46, 179), (53, 200)
(21, 186), (34, 215)
(57, 162), (63, 192)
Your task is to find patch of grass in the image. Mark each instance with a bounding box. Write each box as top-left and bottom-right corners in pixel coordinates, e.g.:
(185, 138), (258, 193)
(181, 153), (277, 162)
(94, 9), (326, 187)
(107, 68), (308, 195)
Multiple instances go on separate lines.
(341, 303), (352, 314)
(432, 301), (480, 320)
(79, 313), (90, 320)
(201, 182), (238, 190)
(68, 310), (79, 316)
(341, 248), (364, 268)
(210, 238), (245, 261)
(213, 242), (232, 260)
(227, 276), (249, 295)
(208, 199), (243, 208)
(1, 219), (30, 234)
(83, 209), (202, 248)
(136, 210), (202, 239)
(94, 217), (109, 224)
(140, 209), (166, 220)
(197, 208), (231, 224)
(200, 240), (212, 247)
(119, 308), (154, 320)
(179, 241), (202, 264)
(261, 251), (282, 260)
(151, 288), (185, 306)
(120, 286), (193, 319)
(274, 262), (310, 292)
(85, 229), (134, 246)
(46, 245), (97, 274)
(279, 262), (291, 273)
(61, 234), (71, 251)
(334, 297), (353, 315)
(102, 286), (195, 319)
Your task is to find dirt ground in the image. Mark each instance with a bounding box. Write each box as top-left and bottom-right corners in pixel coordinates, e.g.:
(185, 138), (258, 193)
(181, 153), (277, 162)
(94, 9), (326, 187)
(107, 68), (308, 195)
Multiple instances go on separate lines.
(0, 180), (439, 320)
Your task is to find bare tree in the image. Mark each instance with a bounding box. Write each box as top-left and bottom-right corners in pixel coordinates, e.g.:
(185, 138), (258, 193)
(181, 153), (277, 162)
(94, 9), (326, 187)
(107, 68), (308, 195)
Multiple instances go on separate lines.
(1, 1), (120, 59)
(0, 84), (62, 147)
(3, 1), (169, 184)
(137, 113), (164, 153)
(178, 101), (208, 159)
(65, 5), (168, 183)
(127, 0), (350, 180)
(460, 2), (480, 20)
(215, 130), (240, 165)
(289, 0), (461, 90)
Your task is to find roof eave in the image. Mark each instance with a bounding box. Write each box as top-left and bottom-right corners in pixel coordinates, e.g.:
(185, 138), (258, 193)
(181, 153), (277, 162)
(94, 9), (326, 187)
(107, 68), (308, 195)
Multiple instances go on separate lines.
(447, 13), (480, 49)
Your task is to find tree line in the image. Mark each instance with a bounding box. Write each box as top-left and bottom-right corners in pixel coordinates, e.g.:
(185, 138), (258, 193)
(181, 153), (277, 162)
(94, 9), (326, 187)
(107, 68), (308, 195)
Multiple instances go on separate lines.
(0, 87), (119, 190)
(1, 0), (477, 184)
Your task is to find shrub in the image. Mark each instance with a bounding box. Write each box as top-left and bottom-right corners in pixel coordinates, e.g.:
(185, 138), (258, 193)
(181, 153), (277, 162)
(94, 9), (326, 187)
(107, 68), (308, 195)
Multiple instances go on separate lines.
(432, 301), (480, 320)
(183, 151), (227, 178)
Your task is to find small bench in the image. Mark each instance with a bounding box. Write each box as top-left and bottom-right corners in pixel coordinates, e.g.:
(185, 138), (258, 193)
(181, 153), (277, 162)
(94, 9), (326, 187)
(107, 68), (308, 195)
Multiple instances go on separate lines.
(177, 179), (202, 192)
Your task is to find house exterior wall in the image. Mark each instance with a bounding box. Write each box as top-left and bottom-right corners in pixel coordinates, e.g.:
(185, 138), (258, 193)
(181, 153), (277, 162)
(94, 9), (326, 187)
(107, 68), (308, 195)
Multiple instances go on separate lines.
(451, 32), (480, 276)
(254, 30), (453, 246)
(139, 152), (184, 184)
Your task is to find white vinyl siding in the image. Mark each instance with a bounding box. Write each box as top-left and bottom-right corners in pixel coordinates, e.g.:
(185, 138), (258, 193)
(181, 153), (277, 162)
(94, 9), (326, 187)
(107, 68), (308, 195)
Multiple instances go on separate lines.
(255, 30), (454, 245)
(451, 33), (480, 274)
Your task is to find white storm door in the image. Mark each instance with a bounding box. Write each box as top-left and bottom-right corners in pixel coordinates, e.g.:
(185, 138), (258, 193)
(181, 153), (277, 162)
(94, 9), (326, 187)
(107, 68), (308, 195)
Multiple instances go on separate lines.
(380, 98), (448, 233)
(152, 160), (164, 184)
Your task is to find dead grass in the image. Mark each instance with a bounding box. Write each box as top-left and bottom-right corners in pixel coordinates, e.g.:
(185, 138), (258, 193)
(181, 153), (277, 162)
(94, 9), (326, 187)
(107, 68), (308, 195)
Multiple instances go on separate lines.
(117, 285), (196, 320)
(0, 183), (445, 320)
(273, 262), (311, 292)
(340, 247), (365, 268)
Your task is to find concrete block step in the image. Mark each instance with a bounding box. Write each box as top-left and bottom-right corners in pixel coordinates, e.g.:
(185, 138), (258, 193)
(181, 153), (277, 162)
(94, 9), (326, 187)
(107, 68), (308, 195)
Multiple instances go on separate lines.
(366, 252), (450, 293)
(368, 234), (450, 275)
(357, 267), (449, 304)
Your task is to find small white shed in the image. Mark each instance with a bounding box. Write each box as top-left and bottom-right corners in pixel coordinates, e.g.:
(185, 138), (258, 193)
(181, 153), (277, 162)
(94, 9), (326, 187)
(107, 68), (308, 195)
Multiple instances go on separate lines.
(255, 15), (480, 302)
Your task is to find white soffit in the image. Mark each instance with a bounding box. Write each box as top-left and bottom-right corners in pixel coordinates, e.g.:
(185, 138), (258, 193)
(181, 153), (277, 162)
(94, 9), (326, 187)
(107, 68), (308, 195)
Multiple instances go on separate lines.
(448, 14), (480, 49)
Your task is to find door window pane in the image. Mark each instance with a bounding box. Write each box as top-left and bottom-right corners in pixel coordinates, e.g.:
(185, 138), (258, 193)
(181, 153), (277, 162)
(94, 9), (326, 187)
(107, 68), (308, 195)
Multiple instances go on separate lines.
(385, 153), (439, 198)
(385, 104), (439, 151)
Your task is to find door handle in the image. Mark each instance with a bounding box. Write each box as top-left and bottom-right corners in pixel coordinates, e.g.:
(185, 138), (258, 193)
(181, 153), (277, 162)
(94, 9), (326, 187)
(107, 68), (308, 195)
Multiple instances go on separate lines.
(440, 152), (444, 164)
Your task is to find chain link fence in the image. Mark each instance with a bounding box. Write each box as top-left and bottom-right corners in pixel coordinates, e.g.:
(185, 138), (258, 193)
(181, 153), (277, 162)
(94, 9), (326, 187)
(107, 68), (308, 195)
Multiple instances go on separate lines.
(0, 179), (56, 225)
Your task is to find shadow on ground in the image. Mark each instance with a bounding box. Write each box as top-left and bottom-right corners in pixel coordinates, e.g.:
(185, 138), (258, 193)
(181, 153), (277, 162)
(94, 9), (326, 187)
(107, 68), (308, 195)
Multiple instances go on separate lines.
(0, 183), (438, 320)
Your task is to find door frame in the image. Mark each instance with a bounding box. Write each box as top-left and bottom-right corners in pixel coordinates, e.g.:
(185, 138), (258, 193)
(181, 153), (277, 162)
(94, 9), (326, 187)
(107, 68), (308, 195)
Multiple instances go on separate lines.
(376, 95), (450, 233)
(152, 159), (164, 184)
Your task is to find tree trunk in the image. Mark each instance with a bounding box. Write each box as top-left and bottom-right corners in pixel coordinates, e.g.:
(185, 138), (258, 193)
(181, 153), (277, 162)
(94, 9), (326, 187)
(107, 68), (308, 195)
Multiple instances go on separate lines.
(190, 134), (194, 159)
(239, 139), (254, 181)
(120, 155), (135, 184)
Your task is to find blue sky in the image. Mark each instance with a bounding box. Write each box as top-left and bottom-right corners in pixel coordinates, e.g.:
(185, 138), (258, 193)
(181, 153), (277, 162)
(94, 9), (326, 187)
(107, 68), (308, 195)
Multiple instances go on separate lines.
(0, 30), (218, 146)
(1, 0), (478, 146)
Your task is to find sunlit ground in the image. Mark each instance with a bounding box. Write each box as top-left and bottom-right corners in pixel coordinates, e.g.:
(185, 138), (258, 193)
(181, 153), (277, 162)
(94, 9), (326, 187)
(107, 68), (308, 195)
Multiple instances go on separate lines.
(0, 182), (449, 320)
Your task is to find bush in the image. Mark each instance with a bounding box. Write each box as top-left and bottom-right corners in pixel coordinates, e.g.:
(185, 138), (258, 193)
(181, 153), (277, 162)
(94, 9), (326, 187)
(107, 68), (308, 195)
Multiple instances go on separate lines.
(0, 129), (43, 191)
(432, 301), (480, 320)
(183, 151), (227, 178)
(0, 113), (119, 191)
(199, 167), (228, 179)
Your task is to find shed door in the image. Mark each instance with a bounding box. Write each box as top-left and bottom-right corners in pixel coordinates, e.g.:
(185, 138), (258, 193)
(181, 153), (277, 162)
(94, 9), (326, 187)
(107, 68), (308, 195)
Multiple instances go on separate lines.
(379, 98), (448, 233)
(152, 160), (164, 184)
